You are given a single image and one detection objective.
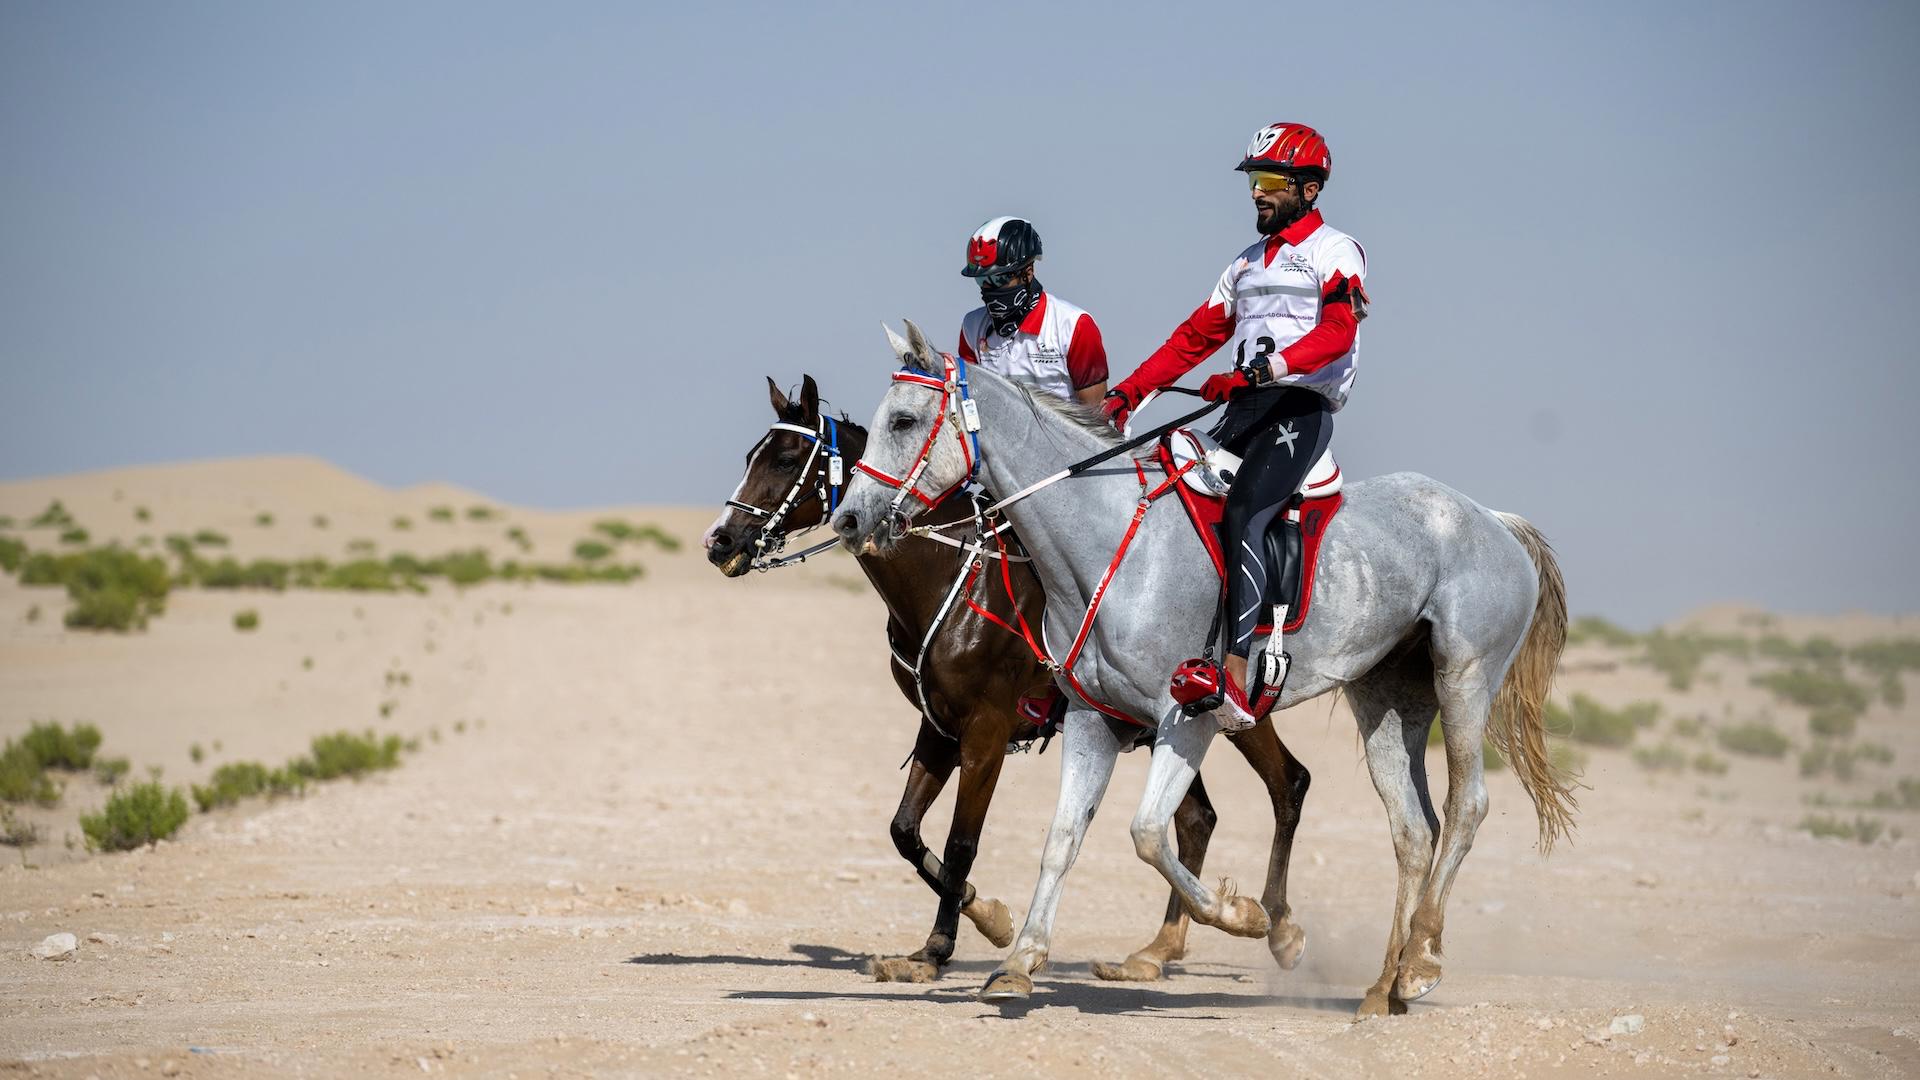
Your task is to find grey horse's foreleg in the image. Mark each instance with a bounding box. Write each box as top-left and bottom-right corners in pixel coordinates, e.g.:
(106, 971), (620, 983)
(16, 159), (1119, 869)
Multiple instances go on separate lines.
(1092, 774), (1217, 981)
(1350, 674), (1440, 1019)
(1128, 707), (1270, 938)
(979, 708), (1124, 1003)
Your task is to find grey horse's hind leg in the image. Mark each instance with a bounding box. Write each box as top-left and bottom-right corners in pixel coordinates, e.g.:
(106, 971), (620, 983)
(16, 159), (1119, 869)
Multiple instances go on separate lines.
(1128, 708), (1270, 939)
(980, 707), (1126, 1004)
(1225, 717), (1312, 970)
(1348, 648), (1442, 1019)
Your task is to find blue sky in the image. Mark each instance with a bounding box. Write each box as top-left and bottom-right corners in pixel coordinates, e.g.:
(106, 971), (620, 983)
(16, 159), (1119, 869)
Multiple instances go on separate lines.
(3, 2), (1916, 626)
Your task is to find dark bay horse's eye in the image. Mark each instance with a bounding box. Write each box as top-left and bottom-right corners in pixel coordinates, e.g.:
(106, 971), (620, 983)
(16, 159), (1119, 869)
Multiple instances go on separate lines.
(890, 413), (916, 432)
(774, 454), (801, 471)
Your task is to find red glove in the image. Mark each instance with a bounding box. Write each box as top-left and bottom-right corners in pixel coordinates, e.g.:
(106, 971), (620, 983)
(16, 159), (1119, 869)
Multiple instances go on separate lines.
(1199, 370), (1251, 403)
(1103, 384), (1144, 430)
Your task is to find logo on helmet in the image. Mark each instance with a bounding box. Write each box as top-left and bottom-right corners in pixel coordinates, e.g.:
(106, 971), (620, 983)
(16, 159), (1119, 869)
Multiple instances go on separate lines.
(967, 236), (999, 268)
(1247, 125), (1285, 159)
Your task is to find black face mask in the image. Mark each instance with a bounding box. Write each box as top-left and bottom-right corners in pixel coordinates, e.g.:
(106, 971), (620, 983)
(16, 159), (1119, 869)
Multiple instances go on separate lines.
(981, 276), (1042, 337)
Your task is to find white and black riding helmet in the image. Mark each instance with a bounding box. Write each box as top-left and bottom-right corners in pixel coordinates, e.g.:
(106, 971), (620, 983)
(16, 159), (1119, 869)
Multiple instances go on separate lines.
(962, 216), (1042, 287)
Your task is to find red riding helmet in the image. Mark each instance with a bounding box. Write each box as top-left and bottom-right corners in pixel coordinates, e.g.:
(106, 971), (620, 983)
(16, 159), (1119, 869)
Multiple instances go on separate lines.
(1235, 122), (1332, 183)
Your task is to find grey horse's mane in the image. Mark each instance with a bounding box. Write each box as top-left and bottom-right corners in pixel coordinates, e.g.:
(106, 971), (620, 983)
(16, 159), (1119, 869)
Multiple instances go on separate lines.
(961, 361), (1123, 449)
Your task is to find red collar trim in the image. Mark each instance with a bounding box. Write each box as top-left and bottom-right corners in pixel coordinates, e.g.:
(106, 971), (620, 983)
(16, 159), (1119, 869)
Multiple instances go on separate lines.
(1016, 291), (1049, 335)
(1262, 209), (1324, 265)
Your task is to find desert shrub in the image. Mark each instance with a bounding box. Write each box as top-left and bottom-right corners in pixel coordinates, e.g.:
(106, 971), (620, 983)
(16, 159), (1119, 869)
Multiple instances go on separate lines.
(21, 722), (101, 770)
(465, 505), (496, 521)
(321, 559), (399, 592)
(1850, 638), (1920, 677)
(1800, 742), (1856, 781)
(1638, 630), (1749, 691)
(1549, 740), (1588, 777)
(1880, 673), (1905, 708)
(254, 512), (273, 527)
(1756, 634), (1844, 671)
(24, 547), (172, 632)
(1632, 742), (1688, 772)
(593, 519), (637, 542)
(573, 539), (613, 562)
(1752, 669), (1869, 715)
(428, 506), (455, 523)
(192, 529), (229, 547)
(0, 805), (43, 847)
(189, 743), (204, 764)
(25, 604), (40, 623)
(1717, 721), (1791, 759)
(391, 516), (413, 531)
(191, 761), (305, 811)
(1691, 752), (1729, 775)
(59, 527), (89, 545)
(233, 609), (259, 631)
(93, 756), (130, 786)
(1856, 741), (1895, 765)
(312, 514), (330, 529)
(0, 535), (25, 573)
(0, 741), (61, 805)
(1550, 694), (1654, 748)
(1672, 715), (1706, 739)
(505, 526), (532, 552)
(133, 506), (151, 522)
(346, 538), (377, 555)
(80, 782), (189, 851)
(192, 556), (291, 591)
(1566, 615), (1637, 648)
(1807, 705), (1858, 738)
(29, 500), (75, 528)
(0, 514), (13, 527)
(438, 549), (492, 586)
(1798, 814), (1884, 844)
(632, 524), (681, 552)
(292, 730), (405, 781)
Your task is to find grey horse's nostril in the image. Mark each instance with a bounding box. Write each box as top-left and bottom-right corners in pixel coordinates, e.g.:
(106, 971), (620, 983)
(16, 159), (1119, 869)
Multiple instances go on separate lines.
(836, 512), (859, 537)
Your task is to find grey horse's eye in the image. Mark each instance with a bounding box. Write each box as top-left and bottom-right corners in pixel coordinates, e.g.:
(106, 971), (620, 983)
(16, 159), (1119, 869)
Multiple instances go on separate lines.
(890, 413), (916, 432)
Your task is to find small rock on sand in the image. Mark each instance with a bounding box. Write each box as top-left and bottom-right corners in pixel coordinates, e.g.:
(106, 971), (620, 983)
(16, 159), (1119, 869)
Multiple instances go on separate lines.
(33, 933), (78, 960)
(1710, 1054), (1731, 1066)
(1610, 1014), (1646, 1035)
(87, 931), (120, 946)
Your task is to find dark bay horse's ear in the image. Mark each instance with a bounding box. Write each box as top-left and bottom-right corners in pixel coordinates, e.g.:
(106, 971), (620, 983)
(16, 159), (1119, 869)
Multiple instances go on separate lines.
(901, 319), (941, 375)
(767, 376), (792, 417)
(799, 374), (820, 420)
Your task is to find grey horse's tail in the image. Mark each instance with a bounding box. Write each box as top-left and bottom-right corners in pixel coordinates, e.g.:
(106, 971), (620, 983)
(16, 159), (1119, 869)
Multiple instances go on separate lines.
(1491, 512), (1578, 852)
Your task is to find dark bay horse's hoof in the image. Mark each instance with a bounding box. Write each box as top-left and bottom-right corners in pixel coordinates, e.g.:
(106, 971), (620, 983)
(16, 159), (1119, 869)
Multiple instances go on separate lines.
(978, 969), (1033, 1003)
(867, 955), (940, 983)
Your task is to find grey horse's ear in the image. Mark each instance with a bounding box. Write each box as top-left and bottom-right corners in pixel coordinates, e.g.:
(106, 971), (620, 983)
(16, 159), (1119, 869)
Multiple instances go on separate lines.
(882, 323), (912, 365)
(901, 319), (941, 373)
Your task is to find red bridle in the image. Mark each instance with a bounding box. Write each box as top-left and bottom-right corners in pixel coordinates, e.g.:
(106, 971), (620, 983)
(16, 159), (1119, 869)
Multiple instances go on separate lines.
(853, 353), (981, 524)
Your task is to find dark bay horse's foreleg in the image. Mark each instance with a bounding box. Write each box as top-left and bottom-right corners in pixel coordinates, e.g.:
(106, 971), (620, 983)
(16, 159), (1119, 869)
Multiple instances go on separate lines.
(921, 718), (1015, 963)
(1091, 774), (1217, 981)
(1225, 718), (1312, 969)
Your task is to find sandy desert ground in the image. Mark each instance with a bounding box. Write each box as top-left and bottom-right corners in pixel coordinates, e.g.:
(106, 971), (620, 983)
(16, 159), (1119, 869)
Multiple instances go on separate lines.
(1, 457), (1917, 1078)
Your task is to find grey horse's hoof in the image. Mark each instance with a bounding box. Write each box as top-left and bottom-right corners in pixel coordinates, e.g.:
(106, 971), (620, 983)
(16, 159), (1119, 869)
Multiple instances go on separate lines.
(978, 969), (1033, 1003)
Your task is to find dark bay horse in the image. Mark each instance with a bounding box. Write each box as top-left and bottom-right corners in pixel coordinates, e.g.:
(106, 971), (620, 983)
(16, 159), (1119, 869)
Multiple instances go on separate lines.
(703, 374), (1314, 982)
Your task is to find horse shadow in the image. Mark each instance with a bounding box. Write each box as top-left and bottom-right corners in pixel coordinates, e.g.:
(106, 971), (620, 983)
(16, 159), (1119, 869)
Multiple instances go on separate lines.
(626, 944), (1361, 1017)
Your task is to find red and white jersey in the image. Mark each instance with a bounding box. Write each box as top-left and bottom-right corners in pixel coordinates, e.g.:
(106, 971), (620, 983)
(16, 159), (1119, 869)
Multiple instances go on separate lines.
(1123, 210), (1368, 411)
(957, 292), (1108, 402)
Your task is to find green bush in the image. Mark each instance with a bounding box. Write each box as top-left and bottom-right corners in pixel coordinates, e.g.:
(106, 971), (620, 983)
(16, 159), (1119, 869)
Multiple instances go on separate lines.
(1549, 694), (1655, 748)
(191, 761), (305, 811)
(293, 730), (406, 781)
(1717, 721), (1791, 759)
(1691, 752), (1729, 775)
(312, 514), (330, 529)
(80, 782), (189, 851)
(29, 500), (75, 528)
(428, 506), (455, 523)
(573, 539), (613, 562)
(1800, 742), (1855, 781)
(134, 506), (151, 522)
(233, 609), (260, 631)
(1856, 741), (1895, 765)
(1632, 742), (1688, 772)
(465, 505), (496, 522)
(254, 512), (274, 527)
(438, 549), (492, 586)
(23, 547), (172, 632)
(1880, 673), (1905, 708)
(593, 519), (636, 542)
(59, 526), (89, 545)
(93, 756), (130, 786)
(1850, 638), (1920, 677)
(191, 556), (292, 590)
(1566, 615), (1637, 648)
(0, 514), (14, 527)
(192, 529), (229, 548)
(391, 516), (413, 531)
(0, 805), (43, 847)
(1752, 669), (1869, 714)
(22, 722), (101, 770)
(632, 524), (681, 552)
(0, 741), (60, 805)
(1807, 705), (1858, 738)
(505, 526), (532, 552)
(321, 559), (399, 592)
(1672, 715), (1706, 739)
(1639, 630), (1749, 691)
(0, 535), (25, 574)
(346, 538), (377, 555)
(1798, 814), (1884, 845)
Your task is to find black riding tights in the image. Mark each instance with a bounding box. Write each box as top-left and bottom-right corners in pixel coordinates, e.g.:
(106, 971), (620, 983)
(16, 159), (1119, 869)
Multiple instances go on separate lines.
(1218, 388), (1333, 658)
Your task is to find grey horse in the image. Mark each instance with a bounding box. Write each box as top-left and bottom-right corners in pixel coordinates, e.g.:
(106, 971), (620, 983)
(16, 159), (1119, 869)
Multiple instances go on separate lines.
(831, 321), (1574, 1018)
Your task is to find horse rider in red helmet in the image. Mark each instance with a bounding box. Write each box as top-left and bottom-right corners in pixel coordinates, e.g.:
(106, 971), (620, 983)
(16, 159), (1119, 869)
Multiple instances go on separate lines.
(1103, 123), (1369, 732)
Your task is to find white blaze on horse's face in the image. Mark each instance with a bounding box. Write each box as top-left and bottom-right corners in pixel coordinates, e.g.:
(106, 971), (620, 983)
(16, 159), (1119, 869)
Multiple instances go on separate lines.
(832, 320), (971, 555)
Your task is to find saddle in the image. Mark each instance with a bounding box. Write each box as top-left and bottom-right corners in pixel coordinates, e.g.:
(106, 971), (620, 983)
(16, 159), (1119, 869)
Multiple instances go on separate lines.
(1158, 427), (1344, 637)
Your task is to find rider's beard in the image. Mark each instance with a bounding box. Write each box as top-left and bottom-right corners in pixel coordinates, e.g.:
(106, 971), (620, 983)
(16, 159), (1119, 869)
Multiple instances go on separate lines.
(1256, 192), (1310, 236)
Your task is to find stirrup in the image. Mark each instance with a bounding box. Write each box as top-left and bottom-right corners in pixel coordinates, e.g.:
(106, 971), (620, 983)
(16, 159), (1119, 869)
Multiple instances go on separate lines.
(1170, 658), (1225, 717)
